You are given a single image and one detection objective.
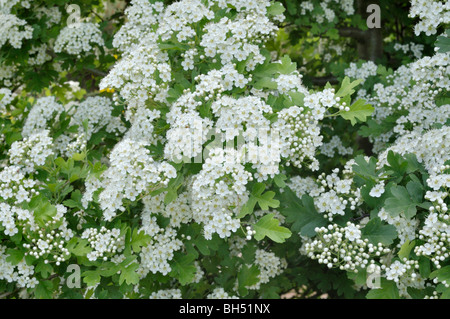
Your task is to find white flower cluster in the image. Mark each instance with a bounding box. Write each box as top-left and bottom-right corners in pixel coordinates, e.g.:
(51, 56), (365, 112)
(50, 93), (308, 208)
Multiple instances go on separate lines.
(377, 126), (450, 175)
(138, 220), (182, 276)
(378, 208), (418, 246)
(19, 205), (73, 266)
(275, 105), (322, 170)
(0, 63), (17, 87)
(123, 107), (161, 144)
(246, 249), (287, 290)
(22, 96), (125, 158)
(303, 223), (391, 272)
(112, 0), (163, 52)
(0, 245), (37, 288)
(320, 135), (353, 158)
(97, 0), (340, 242)
(0, 13), (32, 49)
(71, 96), (126, 140)
(35, 6), (61, 28)
(82, 227), (124, 262)
(198, 5), (277, 66)
(361, 53), (450, 153)
(344, 61), (378, 84)
(105, 0), (283, 111)
(54, 22), (105, 56)
(28, 44), (52, 66)
(0, 0), (29, 13)
(0, 87), (14, 113)
(415, 210), (449, 269)
(393, 42), (424, 59)
(100, 35), (172, 108)
(22, 96), (65, 138)
(149, 289), (182, 299)
(289, 161), (361, 221)
(63, 132), (87, 158)
(84, 139), (176, 221)
(415, 173), (449, 269)
(409, 0), (450, 36)
(142, 191), (192, 229)
(212, 96), (271, 143)
(164, 109), (212, 162)
(191, 148), (250, 239)
(8, 130), (54, 174)
(298, 0), (355, 23)
(383, 259), (425, 297)
(0, 165), (37, 205)
(0, 202), (34, 236)
(207, 287), (239, 299)
(369, 181), (385, 198)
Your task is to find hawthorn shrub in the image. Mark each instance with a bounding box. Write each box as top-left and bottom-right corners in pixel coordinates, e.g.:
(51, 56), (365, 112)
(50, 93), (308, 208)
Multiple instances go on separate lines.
(0, 0), (449, 299)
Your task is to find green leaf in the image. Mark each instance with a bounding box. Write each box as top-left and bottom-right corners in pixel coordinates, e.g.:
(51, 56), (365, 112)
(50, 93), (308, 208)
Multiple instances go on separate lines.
(252, 183), (280, 210)
(277, 55), (297, 75)
(67, 237), (92, 256)
(339, 99), (374, 125)
(35, 261), (53, 279)
(256, 191), (280, 211)
(238, 264), (260, 296)
(281, 188), (327, 237)
(336, 77), (363, 98)
(72, 152), (86, 161)
(164, 188), (178, 205)
(347, 268), (368, 286)
(83, 270), (101, 287)
(288, 92), (305, 106)
(253, 213), (292, 243)
(398, 240), (415, 260)
(238, 183), (279, 218)
(436, 30), (450, 53)
(407, 287), (426, 299)
(361, 217), (397, 245)
(119, 262), (140, 286)
(6, 249), (24, 265)
(237, 197), (258, 219)
(267, 2), (285, 16)
(430, 265), (450, 284)
(34, 200), (57, 227)
(406, 180), (423, 203)
(385, 151), (408, 180)
(419, 257), (431, 278)
(34, 281), (53, 299)
(352, 155), (378, 184)
(170, 253), (197, 285)
(436, 284), (450, 299)
(384, 185), (418, 219)
(366, 278), (400, 299)
(325, 28), (339, 40)
(253, 77), (278, 90)
(130, 228), (151, 253)
(273, 174), (287, 188)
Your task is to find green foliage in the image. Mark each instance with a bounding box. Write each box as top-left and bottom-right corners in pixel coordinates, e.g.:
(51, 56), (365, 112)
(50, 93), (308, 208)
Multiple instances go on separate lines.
(253, 213), (292, 243)
(281, 188), (327, 237)
(339, 99), (374, 126)
(366, 278), (400, 299)
(436, 29), (450, 53)
(361, 217), (397, 245)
